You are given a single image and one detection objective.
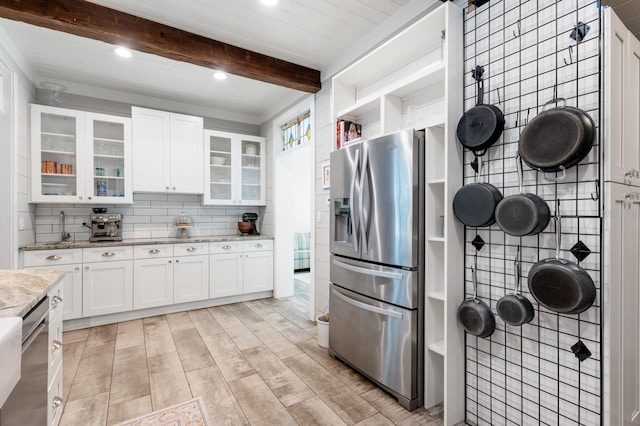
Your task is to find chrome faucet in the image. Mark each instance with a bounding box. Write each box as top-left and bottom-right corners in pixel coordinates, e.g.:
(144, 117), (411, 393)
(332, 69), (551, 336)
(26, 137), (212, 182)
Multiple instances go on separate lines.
(60, 210), (71, 242)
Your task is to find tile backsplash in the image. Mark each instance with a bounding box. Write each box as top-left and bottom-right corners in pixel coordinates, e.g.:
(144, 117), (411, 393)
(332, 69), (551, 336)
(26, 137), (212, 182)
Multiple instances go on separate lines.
(33, 193), (261, 244)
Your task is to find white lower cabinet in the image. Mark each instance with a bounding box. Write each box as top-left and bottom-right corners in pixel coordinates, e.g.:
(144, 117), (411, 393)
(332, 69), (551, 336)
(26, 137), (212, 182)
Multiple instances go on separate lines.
(210, 240), (273, 297)
(83, 259), (134, 317)
(133, 243), (210, 308)
(47, 280), (64, 426)
(28, 264), (83, 320)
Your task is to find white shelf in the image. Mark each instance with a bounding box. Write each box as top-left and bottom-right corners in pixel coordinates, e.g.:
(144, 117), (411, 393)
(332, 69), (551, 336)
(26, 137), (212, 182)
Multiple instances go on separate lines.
(41, 131), (74, 138)
(210, 164), (231, 168)
(428, 178), (445, 185)
(428, 290), (445, 301)
(94, 137), (124, 143)
(41, 149), (76, 155)
(94, 176), (124, 180)
(42, 173), (76, 177)
(428, 236), (445, 242)
(428, 340), (445, 356)
(209, 150), (231, 155)
(94, 154), (124, 159)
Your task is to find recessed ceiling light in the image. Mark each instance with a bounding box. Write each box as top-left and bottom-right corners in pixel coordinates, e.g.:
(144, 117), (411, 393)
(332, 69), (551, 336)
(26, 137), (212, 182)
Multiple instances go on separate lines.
(260, 0), (278, 5)
(114, 47), (132, 58)
(213, 71), (227, 80)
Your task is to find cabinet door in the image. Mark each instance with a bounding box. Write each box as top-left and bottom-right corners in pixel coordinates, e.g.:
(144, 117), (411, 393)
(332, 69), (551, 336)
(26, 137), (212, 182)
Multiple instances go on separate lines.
(28, 264), (83, 320)
(133, 258), (174, 309)
(31, 105), (86, 203)
(83, 260), (133, 316)
(239, 136), (266, 205)
(174, 254), (209, 303)
(243, 250), (273, 293)
(204, 130), (235, 205)
(210, 253), (243, 298)
(132, 107), (171, 192)
(85, 113), (132, 204)
(170, 113), (204, 193)
(606, 183), (640, 426)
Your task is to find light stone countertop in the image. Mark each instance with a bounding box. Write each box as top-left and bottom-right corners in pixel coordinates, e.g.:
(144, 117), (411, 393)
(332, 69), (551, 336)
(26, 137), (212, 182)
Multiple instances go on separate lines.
(0, 269), (64, 318)
(19, 234), (274, 251)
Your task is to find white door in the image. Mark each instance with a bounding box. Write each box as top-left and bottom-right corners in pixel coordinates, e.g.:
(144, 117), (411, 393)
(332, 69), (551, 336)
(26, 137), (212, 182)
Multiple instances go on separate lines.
(133, 258), (174, 309)
(170, 113), (203, 193)
(132, 107), (170, 192)
(83, 260), (133, 316)
(210, 253), (243, 298)
(174, 254), (209, 303)
(29, 264), (83, 320)
(606, 183), (640, 425)
(243, 251), (273, 293)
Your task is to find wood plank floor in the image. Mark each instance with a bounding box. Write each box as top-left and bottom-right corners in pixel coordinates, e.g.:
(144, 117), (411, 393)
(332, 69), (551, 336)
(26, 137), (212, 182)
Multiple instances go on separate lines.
(59, 278), (443, 425)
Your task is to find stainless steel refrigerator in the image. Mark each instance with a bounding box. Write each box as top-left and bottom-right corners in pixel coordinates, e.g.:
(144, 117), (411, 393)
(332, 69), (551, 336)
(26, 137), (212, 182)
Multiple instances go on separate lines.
(329, 128), (424, 411)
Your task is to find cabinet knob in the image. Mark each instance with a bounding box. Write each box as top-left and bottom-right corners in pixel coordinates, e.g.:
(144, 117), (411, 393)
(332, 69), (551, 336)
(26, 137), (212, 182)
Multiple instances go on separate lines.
(166, 186), (170, 190)
(186, 247), (197, 252)
(52, 295), (63, 306)
(246, 254), (249, 258)
(78, 196), (83, 201)
(175, 259), (180, 263)
(88, 196), (92, 200)
(85, 266), (90, 271)
(168, 260), (172, 264)
(52, 396), (63, 410)
(223, 245), (231, 250)
(255, 243), (262, 248)
(172, 187), (176, 191)
(149, 249), (161, 254)
(46, 255), (61, 261)
(102, 252), (116, 257)
(51, 340), (63, 351)
(74, 267), (80, 272)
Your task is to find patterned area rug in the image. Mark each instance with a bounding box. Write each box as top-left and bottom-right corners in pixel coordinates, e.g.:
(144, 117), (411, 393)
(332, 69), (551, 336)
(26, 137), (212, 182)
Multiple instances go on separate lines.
(116, 397), (211, 426)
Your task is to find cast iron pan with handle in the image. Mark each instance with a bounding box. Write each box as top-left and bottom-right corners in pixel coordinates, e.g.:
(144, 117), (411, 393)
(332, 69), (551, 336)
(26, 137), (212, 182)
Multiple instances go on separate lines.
(453, 154), (503, 227)
(495, 154), (551, 236)
(458, 255), (496, 338)
(496, 248), (535, 326)
(519, 98), (595, 178)
(528, 215), (596, 314)
(456, 67), (505, 154)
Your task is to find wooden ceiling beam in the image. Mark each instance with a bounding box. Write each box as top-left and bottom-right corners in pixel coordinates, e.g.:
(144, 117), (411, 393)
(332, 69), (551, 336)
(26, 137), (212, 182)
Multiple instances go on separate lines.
(0, 0), (321, 93)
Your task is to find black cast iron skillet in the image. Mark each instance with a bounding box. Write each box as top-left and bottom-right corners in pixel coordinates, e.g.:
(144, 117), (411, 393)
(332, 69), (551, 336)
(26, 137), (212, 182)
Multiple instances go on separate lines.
(528, 215), (596, 314)
(453, 154), (503, 227)
(496, 249), (535, 326)
(458, 255), (496, 338)
(456, 69), (505, 154)
(495, 154), (550, 236)
(519, 98), (595, 179)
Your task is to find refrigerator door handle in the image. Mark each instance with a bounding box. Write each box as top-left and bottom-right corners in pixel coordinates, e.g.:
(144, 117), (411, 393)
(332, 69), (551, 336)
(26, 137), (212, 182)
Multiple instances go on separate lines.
(350, 148), (360, 253)
(333, 288), (403, 319)
(359, 147), (369, 253)
(332, 258), (404, 281)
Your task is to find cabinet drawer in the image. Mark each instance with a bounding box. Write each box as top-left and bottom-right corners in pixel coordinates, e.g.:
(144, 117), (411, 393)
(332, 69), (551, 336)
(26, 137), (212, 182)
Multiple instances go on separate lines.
(174, 242), (209, 256)
(83, 246), (133, 262)
(210, 241), (242, 254)
(48, 313), (63, 386)
(243, 239), (273, 252)
(23, 249), (82, 267)
(133, 244), (174, 259)
(47, 363), (63, 426)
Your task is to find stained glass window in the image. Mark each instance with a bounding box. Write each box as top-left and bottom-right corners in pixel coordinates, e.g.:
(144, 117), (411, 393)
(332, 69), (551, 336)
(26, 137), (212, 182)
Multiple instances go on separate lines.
(281, 110), (311, 152)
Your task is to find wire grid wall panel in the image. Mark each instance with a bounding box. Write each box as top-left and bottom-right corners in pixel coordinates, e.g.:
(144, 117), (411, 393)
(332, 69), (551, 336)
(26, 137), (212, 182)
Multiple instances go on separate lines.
(462, 1), (602, 425)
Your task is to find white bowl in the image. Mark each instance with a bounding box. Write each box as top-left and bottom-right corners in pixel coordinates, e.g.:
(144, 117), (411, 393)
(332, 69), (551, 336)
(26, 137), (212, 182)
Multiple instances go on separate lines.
(211, 156), (225, 165)
(245, 144), (257, 155)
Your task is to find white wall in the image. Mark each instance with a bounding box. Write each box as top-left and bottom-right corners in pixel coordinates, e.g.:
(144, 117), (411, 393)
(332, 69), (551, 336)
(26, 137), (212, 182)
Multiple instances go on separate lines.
(291, 146), (312, 233)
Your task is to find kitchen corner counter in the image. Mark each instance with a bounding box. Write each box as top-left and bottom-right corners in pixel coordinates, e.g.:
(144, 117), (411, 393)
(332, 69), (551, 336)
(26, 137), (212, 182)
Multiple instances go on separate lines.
(19, 235), (274, 251)
(0, 269), (64, 318)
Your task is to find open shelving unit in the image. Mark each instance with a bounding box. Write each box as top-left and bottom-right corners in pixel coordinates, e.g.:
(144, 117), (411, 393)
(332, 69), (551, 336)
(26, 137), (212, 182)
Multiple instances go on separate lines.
(330, 2), (464, 423)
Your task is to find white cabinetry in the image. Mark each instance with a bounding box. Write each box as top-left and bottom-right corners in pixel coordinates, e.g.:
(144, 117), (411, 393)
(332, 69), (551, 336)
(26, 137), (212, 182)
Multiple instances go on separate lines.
(330, 2), (463, 421)
(203, 130), (266, 205)
(30, 105), (132, 204)
(604, 10), (640, 186)
(210, 240), (273, 298)
(23, 249), (83, 320)
(82, 247), (133, 317)
(47, 280), (64, 426)
(132, 106), (204, 194)
(133, 243), (210, 309)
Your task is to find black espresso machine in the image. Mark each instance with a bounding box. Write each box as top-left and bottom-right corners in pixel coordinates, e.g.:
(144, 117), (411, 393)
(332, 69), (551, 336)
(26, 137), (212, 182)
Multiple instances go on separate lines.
(241, 213), (260, 235)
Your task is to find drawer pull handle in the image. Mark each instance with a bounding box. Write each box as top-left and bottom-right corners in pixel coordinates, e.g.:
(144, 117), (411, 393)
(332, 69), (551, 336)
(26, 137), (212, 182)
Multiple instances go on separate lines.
(223, 245), (232, 250)
(51, 296), (63, 306)
(46, 255), (61, 261)
(149, 249), (161, 254)
(255, 243), (263, 248)
(186, 247), (197, 252)
(52, 396), (63, 410)
(51, 340), (63, 351)
(102, 252), (116, 257)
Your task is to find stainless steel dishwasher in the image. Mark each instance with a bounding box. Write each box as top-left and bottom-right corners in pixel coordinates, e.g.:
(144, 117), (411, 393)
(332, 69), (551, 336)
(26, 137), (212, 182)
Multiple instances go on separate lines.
(0, 297), (49, 426)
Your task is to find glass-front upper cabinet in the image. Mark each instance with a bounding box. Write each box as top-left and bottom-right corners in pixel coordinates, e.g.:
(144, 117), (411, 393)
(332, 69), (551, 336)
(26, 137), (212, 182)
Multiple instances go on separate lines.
(31, 104), (132, 204)
(203, 130), (265, 206)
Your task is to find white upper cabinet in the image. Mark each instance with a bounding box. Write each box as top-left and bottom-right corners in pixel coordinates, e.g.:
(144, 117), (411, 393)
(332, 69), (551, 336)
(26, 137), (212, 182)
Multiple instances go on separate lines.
(31, 104), (132, 204)
(131, 106), (204, 194)
(203, 129), (265, 206)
